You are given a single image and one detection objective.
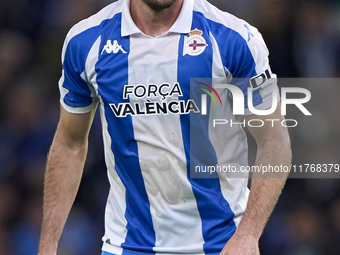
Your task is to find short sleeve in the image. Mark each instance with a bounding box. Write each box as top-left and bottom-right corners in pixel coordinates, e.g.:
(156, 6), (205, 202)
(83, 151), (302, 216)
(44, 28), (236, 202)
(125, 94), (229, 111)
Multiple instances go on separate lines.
(227, 23), (279, 115)
(59, 33), (98, 114)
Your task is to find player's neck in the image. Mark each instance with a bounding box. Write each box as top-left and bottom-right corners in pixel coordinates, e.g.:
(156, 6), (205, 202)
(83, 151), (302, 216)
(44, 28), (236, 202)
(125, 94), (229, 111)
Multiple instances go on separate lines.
(130, 0), (184, 37)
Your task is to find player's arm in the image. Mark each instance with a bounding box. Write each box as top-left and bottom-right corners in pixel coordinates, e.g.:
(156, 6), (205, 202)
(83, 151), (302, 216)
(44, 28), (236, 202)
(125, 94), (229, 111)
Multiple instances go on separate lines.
(220, 104), (292, 255)
(38, 105), (96, 255)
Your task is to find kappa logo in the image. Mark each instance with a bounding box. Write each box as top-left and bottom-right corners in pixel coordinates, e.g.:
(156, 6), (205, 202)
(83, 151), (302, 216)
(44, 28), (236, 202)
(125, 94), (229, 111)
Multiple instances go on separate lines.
(183, 29), (208, 56)
(197, 82), (223, 115)
(101, 39), (127, 54)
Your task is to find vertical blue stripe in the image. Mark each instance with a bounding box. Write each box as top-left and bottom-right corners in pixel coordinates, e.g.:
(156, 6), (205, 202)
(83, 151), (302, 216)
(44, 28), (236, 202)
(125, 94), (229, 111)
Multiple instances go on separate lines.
(95, 13), (155, 253)
(178, 12), (236, 254)
(202, 16), (263, 108)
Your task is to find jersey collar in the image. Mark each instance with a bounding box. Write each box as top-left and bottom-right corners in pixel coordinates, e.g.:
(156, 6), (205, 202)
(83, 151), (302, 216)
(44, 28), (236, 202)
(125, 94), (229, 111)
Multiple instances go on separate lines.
(121, 0), (194, 37)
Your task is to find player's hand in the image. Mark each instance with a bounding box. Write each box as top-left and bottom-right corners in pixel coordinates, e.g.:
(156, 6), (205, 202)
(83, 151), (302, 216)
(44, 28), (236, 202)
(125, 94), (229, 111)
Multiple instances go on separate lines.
(220, 232), (260, 255)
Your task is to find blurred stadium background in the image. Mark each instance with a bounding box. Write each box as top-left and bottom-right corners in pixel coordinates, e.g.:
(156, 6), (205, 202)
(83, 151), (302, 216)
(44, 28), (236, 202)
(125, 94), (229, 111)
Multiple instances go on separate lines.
(0, 0), (340, 254)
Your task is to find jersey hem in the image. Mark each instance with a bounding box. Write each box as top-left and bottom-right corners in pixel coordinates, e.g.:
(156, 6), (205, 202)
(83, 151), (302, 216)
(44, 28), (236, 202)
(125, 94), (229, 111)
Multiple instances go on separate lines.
(102, 242), (123, 255)
(102, 243), (207, 255)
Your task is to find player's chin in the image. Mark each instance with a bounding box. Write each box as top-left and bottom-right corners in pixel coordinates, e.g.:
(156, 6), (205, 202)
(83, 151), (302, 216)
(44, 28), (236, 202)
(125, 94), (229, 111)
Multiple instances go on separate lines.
(142, 0), (178, 11)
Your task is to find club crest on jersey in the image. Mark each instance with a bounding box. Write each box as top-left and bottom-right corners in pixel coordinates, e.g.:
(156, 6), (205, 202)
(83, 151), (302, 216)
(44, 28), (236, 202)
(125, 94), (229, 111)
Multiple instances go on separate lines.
(183, 29), (208, 56)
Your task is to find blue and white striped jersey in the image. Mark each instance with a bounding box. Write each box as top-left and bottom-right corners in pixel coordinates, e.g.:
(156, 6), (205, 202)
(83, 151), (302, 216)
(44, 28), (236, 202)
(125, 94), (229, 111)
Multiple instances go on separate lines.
(59, 0), (277, 254)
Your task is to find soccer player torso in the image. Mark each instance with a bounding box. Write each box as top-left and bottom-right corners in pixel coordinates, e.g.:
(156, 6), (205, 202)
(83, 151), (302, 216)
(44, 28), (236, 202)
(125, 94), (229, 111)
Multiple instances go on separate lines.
(59, 0), (277, 254)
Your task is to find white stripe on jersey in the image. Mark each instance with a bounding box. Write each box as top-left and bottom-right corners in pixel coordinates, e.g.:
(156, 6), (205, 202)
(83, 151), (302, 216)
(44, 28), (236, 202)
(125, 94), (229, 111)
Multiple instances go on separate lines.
(128, 33), (205, 253)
